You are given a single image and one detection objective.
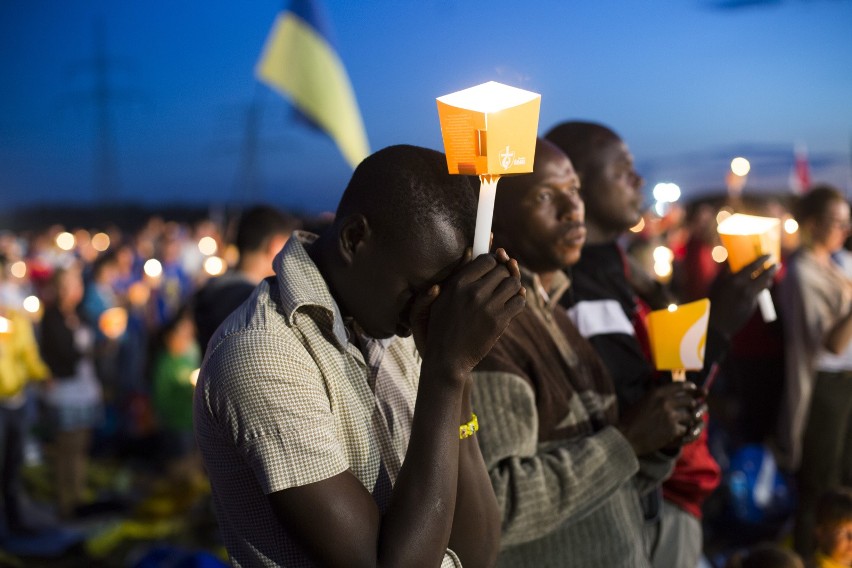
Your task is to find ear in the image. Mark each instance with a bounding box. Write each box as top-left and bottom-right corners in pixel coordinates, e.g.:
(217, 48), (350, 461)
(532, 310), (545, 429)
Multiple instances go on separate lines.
(337, 214), (371, 266)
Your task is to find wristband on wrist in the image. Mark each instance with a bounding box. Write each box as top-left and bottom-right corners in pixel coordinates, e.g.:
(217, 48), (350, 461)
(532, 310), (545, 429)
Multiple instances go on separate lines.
(459, 413), (479, 440)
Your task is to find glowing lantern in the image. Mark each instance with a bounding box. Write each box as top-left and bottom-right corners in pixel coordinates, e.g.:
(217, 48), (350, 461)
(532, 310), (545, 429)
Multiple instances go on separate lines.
(437, 81), (541, 256)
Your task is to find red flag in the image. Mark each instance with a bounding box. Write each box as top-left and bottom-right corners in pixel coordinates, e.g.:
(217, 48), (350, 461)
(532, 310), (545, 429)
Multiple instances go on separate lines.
(790, 143), (810, 193)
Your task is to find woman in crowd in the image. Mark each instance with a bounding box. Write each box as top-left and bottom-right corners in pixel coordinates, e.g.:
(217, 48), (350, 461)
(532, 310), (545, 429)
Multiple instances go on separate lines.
(777, 184), (852, 557)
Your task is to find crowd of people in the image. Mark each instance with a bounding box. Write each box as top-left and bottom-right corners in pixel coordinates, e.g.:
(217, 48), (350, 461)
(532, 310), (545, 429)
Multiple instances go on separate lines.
(1, 123), (851, 568)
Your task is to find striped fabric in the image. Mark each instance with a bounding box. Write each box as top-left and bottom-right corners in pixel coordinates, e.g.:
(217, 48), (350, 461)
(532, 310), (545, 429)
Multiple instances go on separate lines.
(472, 267), (656, 567)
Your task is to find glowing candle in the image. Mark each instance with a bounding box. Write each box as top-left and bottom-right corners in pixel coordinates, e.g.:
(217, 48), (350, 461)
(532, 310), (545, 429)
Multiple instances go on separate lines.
(437, 81), (541, 256)
(717, 213), (780, 322)
(646, 299), (711, 381)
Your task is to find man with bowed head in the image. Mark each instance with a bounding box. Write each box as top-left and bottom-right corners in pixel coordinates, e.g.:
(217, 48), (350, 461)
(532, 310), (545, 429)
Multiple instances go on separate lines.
(195, 144), (525, 567)
(471, 138), (703, 567)
(545, 121), (777, 568)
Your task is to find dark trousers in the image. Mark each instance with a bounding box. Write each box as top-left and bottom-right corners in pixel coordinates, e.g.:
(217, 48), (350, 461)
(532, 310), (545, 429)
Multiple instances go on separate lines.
(0, 403), (27, 537)
(794, 370), (852, 556)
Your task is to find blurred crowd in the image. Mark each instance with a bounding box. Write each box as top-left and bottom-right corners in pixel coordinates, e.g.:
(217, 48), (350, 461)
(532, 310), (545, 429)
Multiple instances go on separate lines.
(0, 179), (850, 567)
(0, 208), (307, 566)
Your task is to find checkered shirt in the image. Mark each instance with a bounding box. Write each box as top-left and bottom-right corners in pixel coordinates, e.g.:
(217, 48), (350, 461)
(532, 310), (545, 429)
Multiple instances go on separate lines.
(194, 232), (462, 567)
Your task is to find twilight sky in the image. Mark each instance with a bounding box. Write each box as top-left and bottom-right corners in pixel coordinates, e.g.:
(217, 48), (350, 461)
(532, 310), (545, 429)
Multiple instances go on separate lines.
(1, 0), (851, 216)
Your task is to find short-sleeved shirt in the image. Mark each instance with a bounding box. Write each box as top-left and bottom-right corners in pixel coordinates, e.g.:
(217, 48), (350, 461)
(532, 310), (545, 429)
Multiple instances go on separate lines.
(194, 232), (461, 567)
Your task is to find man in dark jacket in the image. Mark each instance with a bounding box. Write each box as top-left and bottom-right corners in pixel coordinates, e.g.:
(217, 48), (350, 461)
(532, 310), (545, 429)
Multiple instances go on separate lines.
(546, 121), (776, 567)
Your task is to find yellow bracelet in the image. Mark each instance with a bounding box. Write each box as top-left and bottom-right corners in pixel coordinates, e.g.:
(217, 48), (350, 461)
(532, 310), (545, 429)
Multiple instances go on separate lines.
(459, 413), (479, 440)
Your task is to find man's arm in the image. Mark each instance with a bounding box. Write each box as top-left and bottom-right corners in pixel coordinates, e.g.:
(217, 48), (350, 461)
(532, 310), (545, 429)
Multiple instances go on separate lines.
(448, 379), (501, 567)
(634, 451), (678, 496)
(269, 367), (468, 568)
(471, 371), (639, 547)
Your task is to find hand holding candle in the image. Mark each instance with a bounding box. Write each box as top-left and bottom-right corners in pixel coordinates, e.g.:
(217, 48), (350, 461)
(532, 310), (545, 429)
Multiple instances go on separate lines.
(717, 213), (781, 322)
(436, 81), (541, 256)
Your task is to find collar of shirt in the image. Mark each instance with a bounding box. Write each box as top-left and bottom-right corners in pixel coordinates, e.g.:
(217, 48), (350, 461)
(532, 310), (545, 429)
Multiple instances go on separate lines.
(517, 264), (578, 367)
(518, 265), (571, 313)
(273, 231), (351, 350)
(344, 318), (395, 391)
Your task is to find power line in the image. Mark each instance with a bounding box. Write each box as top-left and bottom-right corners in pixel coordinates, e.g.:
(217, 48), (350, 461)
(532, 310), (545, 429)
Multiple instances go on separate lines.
(65, 17), (141, 202)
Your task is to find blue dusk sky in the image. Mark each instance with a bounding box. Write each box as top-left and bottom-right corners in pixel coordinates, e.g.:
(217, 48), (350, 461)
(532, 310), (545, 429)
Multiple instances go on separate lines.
(1, 0), (851, 216)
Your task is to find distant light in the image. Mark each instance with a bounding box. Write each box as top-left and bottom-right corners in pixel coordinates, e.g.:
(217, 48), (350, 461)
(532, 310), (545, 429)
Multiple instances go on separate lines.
(654, 201), (669, 216)
(143, 258), (163, 278)
(10, 261), (27, 279)
(712, 245), (729, 263)
(784, 218), (799, 234)
(629, 218), (646, 233)
(91, 232), (111, 252)
(654, 260), (673, 278)
(203, 256), (226, 276)
(189, 368), (200, 387)
(55, 232), (75, 251)
(653, 246), (674, 278)
(652, 182), (681, 203)
(99, 307), (128, 339)
(198, 236), (218, 256)
(224, 244), (239, 266)
(127, 282), (150, 306)
(23, 295), (40, 313)
(653, 246), (674, 263)
(716, 208), (734, 225)
(667, 304), (678, 312)
(731, 157), (751, 177)
(0, 316), (11, 334)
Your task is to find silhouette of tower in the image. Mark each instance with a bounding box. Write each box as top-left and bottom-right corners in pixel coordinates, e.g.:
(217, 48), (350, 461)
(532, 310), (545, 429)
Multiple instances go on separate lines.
(68, 18), (139, 202)
(215, 85), (291, 206)
(233, 85), (266, 204)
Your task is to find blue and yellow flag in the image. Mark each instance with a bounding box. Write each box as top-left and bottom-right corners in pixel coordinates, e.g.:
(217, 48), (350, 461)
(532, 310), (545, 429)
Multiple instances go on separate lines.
(256, 0), (370, 169)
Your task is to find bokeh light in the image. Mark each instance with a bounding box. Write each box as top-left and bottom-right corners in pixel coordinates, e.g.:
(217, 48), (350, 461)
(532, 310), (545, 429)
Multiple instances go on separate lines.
(712, 245), (729, 263)
(652, 182), (681, 203)
(198, 236), (218, 256)
(654, 262), (672, 278)
(653, 246), (674, 263)
(23, 295), (41, 313)
(10, 261), (27, 279)
(203, 256), (226, 276)
(55, 231), (75, 251)
(127, 282), (151, 306)
(144, 259), (163, 278)
(716, 208), (734, 225)
(224, 244), (240, 266)
(731, 157), (751, 176)
(784, 218), (799, 234)
(629, 218), (646, 233)
(91, 232), (111, 252)
(99, 307), (128, 339)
